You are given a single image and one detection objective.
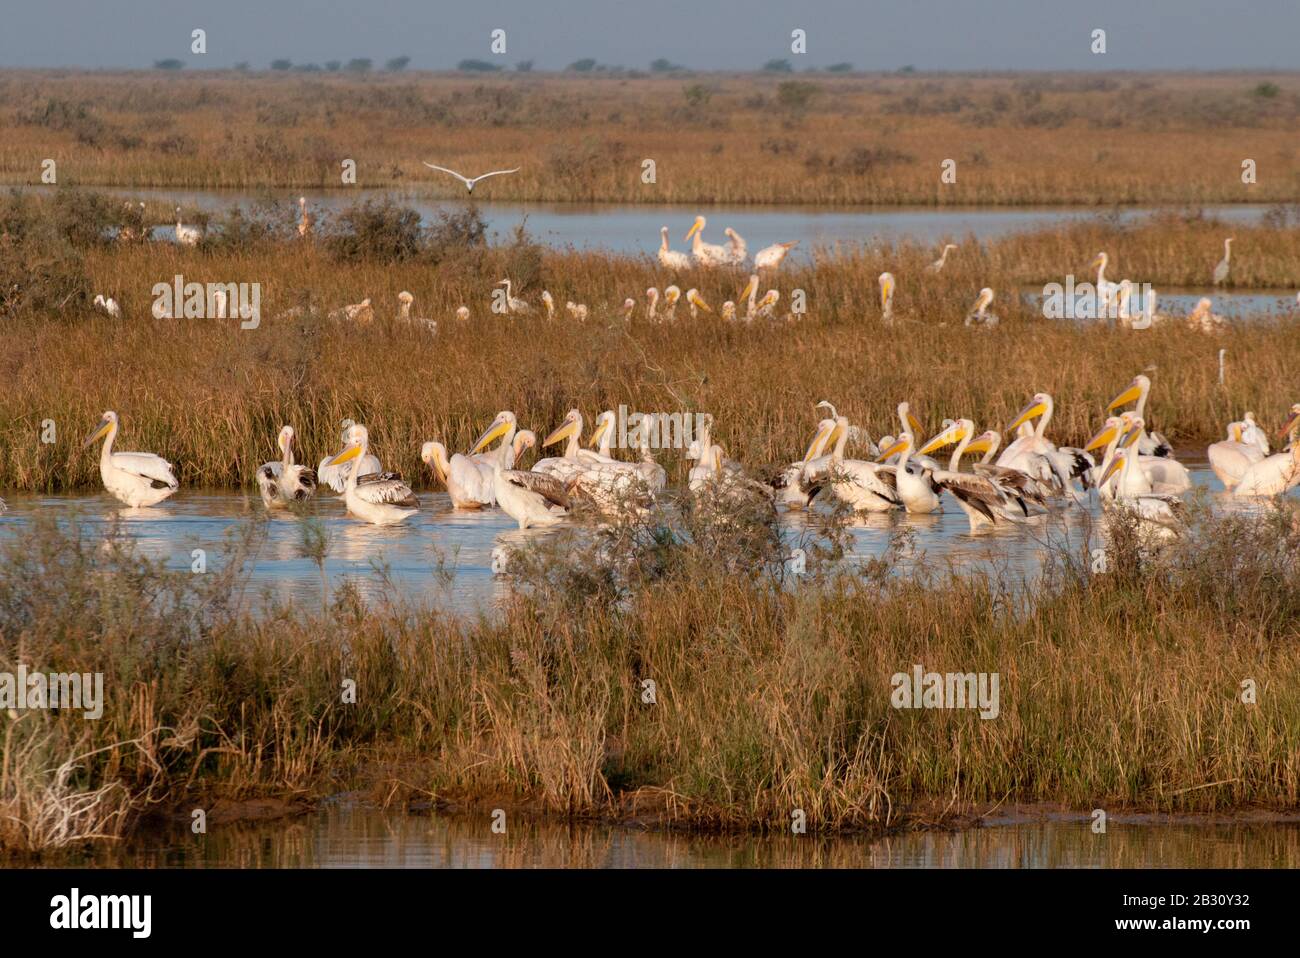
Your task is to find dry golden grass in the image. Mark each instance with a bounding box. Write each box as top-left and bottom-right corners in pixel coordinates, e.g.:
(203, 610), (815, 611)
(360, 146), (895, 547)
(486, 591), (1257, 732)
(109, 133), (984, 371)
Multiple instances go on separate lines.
(2, 70), (1299, 203)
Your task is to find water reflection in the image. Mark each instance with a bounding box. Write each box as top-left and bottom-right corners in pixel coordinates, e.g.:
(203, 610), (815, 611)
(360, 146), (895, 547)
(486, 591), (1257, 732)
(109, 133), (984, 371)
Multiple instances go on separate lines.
(61, 803), (1300, 869)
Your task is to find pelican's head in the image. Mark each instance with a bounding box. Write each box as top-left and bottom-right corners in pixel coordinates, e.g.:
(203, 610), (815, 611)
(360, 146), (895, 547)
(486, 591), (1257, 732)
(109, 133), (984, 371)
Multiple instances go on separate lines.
(398, 291), (414, 305)
(684, 216), (706, 242)
(1100, 448), (1129, 487)
(665, 285), (681, 304)
(974, 287), (995, 311)
(1084, 416), (1125, 452)
(1107, 374), (1150, 411)
(588, 411), (615, 450)
(1120, 416), (1146, 448)
(1008, 393), (1051, 432)
(739, 275), (758, 302)
(456, 306), (470, 320)
(326, 425), (370, 468)
(513, 430), (537, 456)
(471, 411), (517, 455)
(543, 409), (582, 448)
(277, 425), (295, 453)
(966, 430), (998, 456)
(877, 434), (911, 462)
(803, 418), (837, 462)
(541, 290), (554, 308)
(898, 401), (923, 437)
(298, 196), (306, 209)
(686, 289), (712, 313)
(1278, 403), (1300, 439)
(878, 272), (895, 309)
(724, 227), (738, 241)
(918, 419), (973, 457)
(421, 441), (449, 484)
(757, 290), (779, 310)
(82, 410), (118, 449)
(646, 287), (659, 305)
(660, 225), (670, 239)
(1091, 252), (1108, 270)
(1225, 237), (1234, 248)
(622, 297), (636, 314)
(815, 400), (838, 420)
(1193, 297), (1213, 315)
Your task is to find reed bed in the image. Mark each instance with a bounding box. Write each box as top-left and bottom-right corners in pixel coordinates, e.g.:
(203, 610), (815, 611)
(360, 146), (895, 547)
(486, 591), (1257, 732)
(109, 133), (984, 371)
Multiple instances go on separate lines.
(2, 70), (1299, 204)
(2, 493), (1298, 853)
(2, 195), (1298, 492)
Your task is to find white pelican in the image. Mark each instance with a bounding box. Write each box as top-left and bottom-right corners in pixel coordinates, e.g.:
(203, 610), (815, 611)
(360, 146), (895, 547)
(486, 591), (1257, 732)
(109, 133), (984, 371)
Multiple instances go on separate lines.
(82, 411), (178, 508)
(658, 226), (691, 271)
(662, 286), (681, 321)
(810, 416), (899, 513)
(1001, 393), (1092, 494)
(175, 207), (203, 246)
(422, 440), (495, 509)
(1239, 411), (1270, 456)
(1100, 449), (1185, 537)
(723, 227), (748, 265)
(878, 272), (895, 325)
(645, 287), (660, 320)
(917, 421), (1036, 530)
(568, 416), (667, 511)
(93, 294), (121, 318)
(768, 418), (837, 509)
(1118, 414), (1190, 493)
(325, 425), (418, 524)
(1279, 403), (1300, 450)
(927, 244), (957, 273)
(1187, 298), (1226, 333)
(738, 274), (759, 320)
(689, 443), (774, 505)
(297, 197), (310, 238)
(1086, 418), (1152, 499)
(754, 290), (779, 319)
(256, 426), (316, 508)
(319, 421), (382, 493)
(541, 291), (556, 319)
(566, 301), (589, 321)
(686, 288), (712, 318)
(1232, 441), (1300, 497)
(1212, 237), (1233, 285)
(877, 435), (940, 513)
(455, 306), (471, 321)
(754, 240), (798, 271)
(1106, 375), (1173, 457)
(329, 298), (374, 324)
(621, 298), (636, 321)
(534, 409), (589, 482)
(422, 162), (519, 193)
(582, 410), (620, 463)
(397, 292), (437, 334)
(498, 279), (531, 314)
(471, 411), (570, 528)
(1091, 252), (1118, 309)
(1207, 421), (1264, 491)
(965, 287), (999, 327)
(685, 216), (730, 268)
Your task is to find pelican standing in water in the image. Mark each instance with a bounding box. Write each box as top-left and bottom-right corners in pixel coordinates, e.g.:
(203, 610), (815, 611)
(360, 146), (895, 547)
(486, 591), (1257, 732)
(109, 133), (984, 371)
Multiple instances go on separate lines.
(82, 411), (179, 508)
(1207, 421), (1264, 491)
(324, 425), (419, 524)
(533, 409), (590, 483)
(1099, 448), (1185, 537)
(658, 226), (691, 271)
(1232, 407), (1300, 495)
(877, 435), (941, 513)
(811, 415), (899, 513)
(319, 420), (382, 493)
(878, 272), (896, 325)
(754, 240), (799, 271)
(471, 411), (570, 529)
(1213, 238), (1233, 285)
(723, 227), (748, 265)
(1188, 298), (1226, 333)
(421, 440), (495, 509)
(175, 207), (203, 246)
(927, 244), (958, 273)
(256, 425), (317, 508)
(685, 216), (731, 268)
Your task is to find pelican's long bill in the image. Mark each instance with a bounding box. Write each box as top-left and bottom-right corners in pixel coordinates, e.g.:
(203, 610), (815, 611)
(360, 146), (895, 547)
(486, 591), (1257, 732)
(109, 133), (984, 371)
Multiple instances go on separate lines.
(1279, 408), (1300, 439)
(964, 435), (994, 455)
(739, 276), (757, 302)
(803, 421), (834, 462)
(543, 418), (579, 447)
(1100, 453), (1125, 487)
(587, 417), (611, 451)
(472, 417), (512, 455)
(1008, 399), (1048, 433)
(877, 437), (909, 462)
(82, 418), (112, 449)
(1107, 381), (1143, 411)
(918, 422), (967, 456)
(325, 443), (363, 467)
(684, 217), (703, 242)
(1084, 423), (1119, 451)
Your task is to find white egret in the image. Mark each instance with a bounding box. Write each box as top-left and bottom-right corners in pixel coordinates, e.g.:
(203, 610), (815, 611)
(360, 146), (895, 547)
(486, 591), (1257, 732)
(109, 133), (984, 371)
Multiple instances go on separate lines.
(927, 244), (957, 273)
(1212, 237), (1233, 285)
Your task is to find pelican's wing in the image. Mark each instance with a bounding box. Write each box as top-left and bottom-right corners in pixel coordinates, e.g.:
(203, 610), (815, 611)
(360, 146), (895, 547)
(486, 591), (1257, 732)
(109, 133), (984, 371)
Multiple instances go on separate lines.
(503, 470), (570, 509)
(934, 473), (1005, 522)
(111, 452), (177, 488)
(972, 464), (1048, 507)
(468, 168), (520, 184)
(354, 473), (419, 507)
(318, 456), (347, 493)
(257, 461), (283, 499)
(423, 163), (473, 187)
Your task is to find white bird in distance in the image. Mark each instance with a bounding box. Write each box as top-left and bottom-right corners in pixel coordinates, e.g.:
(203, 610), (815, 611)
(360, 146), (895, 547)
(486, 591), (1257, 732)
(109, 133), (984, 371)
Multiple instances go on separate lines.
(423, 162), (520, 193)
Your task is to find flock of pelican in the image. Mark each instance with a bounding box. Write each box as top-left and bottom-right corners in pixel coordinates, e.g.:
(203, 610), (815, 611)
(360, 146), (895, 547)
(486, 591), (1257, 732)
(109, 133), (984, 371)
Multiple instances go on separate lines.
(65, 380), (1299, 546)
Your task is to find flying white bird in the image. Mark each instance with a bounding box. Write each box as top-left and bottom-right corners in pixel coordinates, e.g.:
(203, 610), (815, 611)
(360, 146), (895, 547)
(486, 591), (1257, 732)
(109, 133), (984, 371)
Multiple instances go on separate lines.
(423, 163), (520, 193)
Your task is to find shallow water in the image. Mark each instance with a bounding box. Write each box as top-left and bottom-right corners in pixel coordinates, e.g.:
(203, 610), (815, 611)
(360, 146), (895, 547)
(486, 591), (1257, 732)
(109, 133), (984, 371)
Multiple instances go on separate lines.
(58, 802), (1300, 869)
(0, 458), (1251, 616)
(47, 185), (1281, 260)
(1021, 287), (1299, 322)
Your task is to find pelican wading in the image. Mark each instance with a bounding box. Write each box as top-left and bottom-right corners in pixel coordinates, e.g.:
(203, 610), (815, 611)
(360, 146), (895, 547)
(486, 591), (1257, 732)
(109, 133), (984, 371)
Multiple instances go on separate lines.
(324, 425), (418, 524)
(256, 426), (317, 508)
(82, 411), (178, 508)
(471, 411), (570, 529)
(685, 216), (731, 268)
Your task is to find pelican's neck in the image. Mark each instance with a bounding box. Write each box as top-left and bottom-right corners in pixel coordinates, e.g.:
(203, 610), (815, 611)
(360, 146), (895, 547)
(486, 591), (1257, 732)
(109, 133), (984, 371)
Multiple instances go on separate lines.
(346, 438), (368, 490)
(1134, 381), (1149, 419)
(1096, 256), (1107, 286)
(948, 424), (973, 472)
(282, 433), (295, 468)
(563, 419), (581, 460)
(1036, 400), (1053, 438)
(831, 418), (849, 462)
(498, 423), (518, 468)
(660, 229), (669, 253)
(980, 435), (1000, 465)
(898, 405), (913, 442)
(101, 421), (118, 466)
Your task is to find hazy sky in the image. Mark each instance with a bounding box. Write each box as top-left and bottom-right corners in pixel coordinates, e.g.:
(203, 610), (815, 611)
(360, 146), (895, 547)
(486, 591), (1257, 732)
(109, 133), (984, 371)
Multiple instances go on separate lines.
(2, 0), (1297, 71)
